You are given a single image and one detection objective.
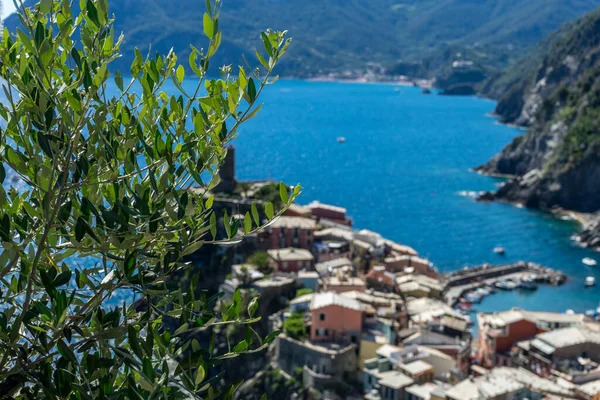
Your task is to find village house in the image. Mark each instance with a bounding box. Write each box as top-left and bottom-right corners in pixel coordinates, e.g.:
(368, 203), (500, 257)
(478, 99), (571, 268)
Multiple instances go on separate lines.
(445, 367), (577, 400)
(310, 292), (363, 343)
(404, 382), (445, 400)
(313, 227), (353, 262)
(363, 357), (414, 400)
(314, 257), (353, 278)
(398, 360), (435, 383)
(260, 215), (317, 250)
(384, 254), (437, 279)
(267, 247), (314, 273)
(365, 266), (397, 292)
(512, 325), (600, 380)
(283, 203), (313, 218)
(297, 270), (319, 291)
(308, 201), (352, 226)
(276, 334), (359, 396)
(319, 273), (367, 294)
(477, 308), (587, 368)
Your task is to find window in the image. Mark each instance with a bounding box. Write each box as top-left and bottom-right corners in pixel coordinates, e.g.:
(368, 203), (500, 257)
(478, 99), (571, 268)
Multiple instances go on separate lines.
(294, 228), (299, 237)
(319, 313), (326, 321)
(282, 261), (288, 270)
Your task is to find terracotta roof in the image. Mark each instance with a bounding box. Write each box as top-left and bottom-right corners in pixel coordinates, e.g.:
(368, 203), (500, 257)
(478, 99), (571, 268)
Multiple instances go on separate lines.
(270, 216), (317, 230)
(267, 248), (314, 262)
(307, 201), (347, 214)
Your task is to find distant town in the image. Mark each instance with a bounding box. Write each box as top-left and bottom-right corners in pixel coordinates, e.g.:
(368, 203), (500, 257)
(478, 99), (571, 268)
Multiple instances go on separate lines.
(197, 148), (600, 400)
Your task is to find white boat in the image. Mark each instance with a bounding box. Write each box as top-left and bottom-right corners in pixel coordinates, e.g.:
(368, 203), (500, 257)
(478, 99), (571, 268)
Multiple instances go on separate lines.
(583, 257), (597, 267)
(585, 276), (596, 287)
(337, 137), (346, 143)
(493, 246), (506, 255)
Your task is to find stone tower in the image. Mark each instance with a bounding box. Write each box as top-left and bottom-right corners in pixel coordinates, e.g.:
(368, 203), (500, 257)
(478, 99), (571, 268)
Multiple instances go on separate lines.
(213, 146), (236, 193)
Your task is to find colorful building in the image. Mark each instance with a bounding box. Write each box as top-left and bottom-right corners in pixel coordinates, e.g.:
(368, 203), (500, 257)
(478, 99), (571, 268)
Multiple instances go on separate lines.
(310, 292), (363, 343)
(267, 248), (314, 273)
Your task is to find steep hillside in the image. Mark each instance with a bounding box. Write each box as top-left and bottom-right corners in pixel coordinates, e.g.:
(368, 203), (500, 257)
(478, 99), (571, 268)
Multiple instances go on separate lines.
(478, 7), (600, 247)
(4, 0), (600, 77)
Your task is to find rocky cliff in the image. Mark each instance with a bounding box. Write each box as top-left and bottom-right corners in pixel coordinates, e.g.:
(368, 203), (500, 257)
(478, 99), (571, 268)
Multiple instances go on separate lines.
(478, 8), (600, 247)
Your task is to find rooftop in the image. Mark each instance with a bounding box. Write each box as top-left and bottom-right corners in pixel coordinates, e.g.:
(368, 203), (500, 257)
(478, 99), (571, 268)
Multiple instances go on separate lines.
(267, 248), (314, 262)
(286, 203), (312, 216)
(376, 344), (402, 359)
(298, 271), (319, 279)
(252, 276), (296, 288)
(405, 383), (442, 400)
(270, 216), (317, 230)
(310, 292), (362, 312)
(534, 326), (600, 350)
(441, 315), (469, 332)
(446, 367), (574, 400)
(314, 257), (353, 274)
(399, 360), (434, 376)
(377, 370), (414, 390)
(323, 276), (366, 287)
(307, 201), (347, 214)
(578, 379), (600, 397)
(479, 308), (587, 329)
(290, 293), (314, 305)
(313, 227), (354, 241)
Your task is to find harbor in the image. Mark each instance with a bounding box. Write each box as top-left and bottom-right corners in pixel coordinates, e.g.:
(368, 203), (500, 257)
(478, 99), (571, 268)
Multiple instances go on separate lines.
(442, 262), (568, 314)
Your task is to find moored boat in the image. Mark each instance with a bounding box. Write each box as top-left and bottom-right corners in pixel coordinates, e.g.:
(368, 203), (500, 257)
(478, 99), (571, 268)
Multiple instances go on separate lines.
(583, 257), (597, 267)
(493, 246), (506, 255)
(337, 136), (346, 143)
(519, 280), (538, 290)
(585, 276), (596, 287)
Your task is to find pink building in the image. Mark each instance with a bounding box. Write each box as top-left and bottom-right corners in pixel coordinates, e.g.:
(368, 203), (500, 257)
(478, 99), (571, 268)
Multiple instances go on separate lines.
(310, 292), (363, 343)
(267, 248), (314, 273)
(260, 216), (316, 250)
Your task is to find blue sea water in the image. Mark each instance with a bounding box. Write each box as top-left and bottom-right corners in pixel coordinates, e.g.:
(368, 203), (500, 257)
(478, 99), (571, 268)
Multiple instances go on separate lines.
(232, 80), (600, 315)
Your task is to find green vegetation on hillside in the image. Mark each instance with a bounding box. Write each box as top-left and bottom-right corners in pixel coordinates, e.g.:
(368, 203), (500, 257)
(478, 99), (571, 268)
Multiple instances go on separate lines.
(5, 0), (600, 78)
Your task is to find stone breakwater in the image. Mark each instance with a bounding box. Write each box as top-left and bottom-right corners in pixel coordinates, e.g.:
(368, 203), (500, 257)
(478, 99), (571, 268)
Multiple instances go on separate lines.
(442, 262), (567, 306)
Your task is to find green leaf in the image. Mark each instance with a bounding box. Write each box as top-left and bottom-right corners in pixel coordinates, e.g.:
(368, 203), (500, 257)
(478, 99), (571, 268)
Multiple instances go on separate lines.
(128, 325), (143, 358)
(255, 51), (269, 69)
(0, 214), (10, 242)
(279, 182), (289, 204)
(223, 210), (231, 238)
(114, 71), (124, 91)
(243, 212), (252, 234)
(264, 202), (274, 220)
(53, 271), (72, 287)
(233, 340), (248, 353)
(124, 251), (136, 279)
(195, 365), (205, 386)
(75, 217), (86, 242)
(176, 65), (185, 84)
(203, 13), (214, 39)
(182, 241), (204, 257)
(206, 195), (214, 209)
(248, 297), (259, 318)
(247, 78), (257, 103)
(264, 330), (281, 345)
(210, 212), (217, 240)
(142, 358), (155, 381)
(58, 340), (77, 365)
(233, 288), (241, 318)
(86, 0), (100, 26)
(251, 203), (260, 226)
